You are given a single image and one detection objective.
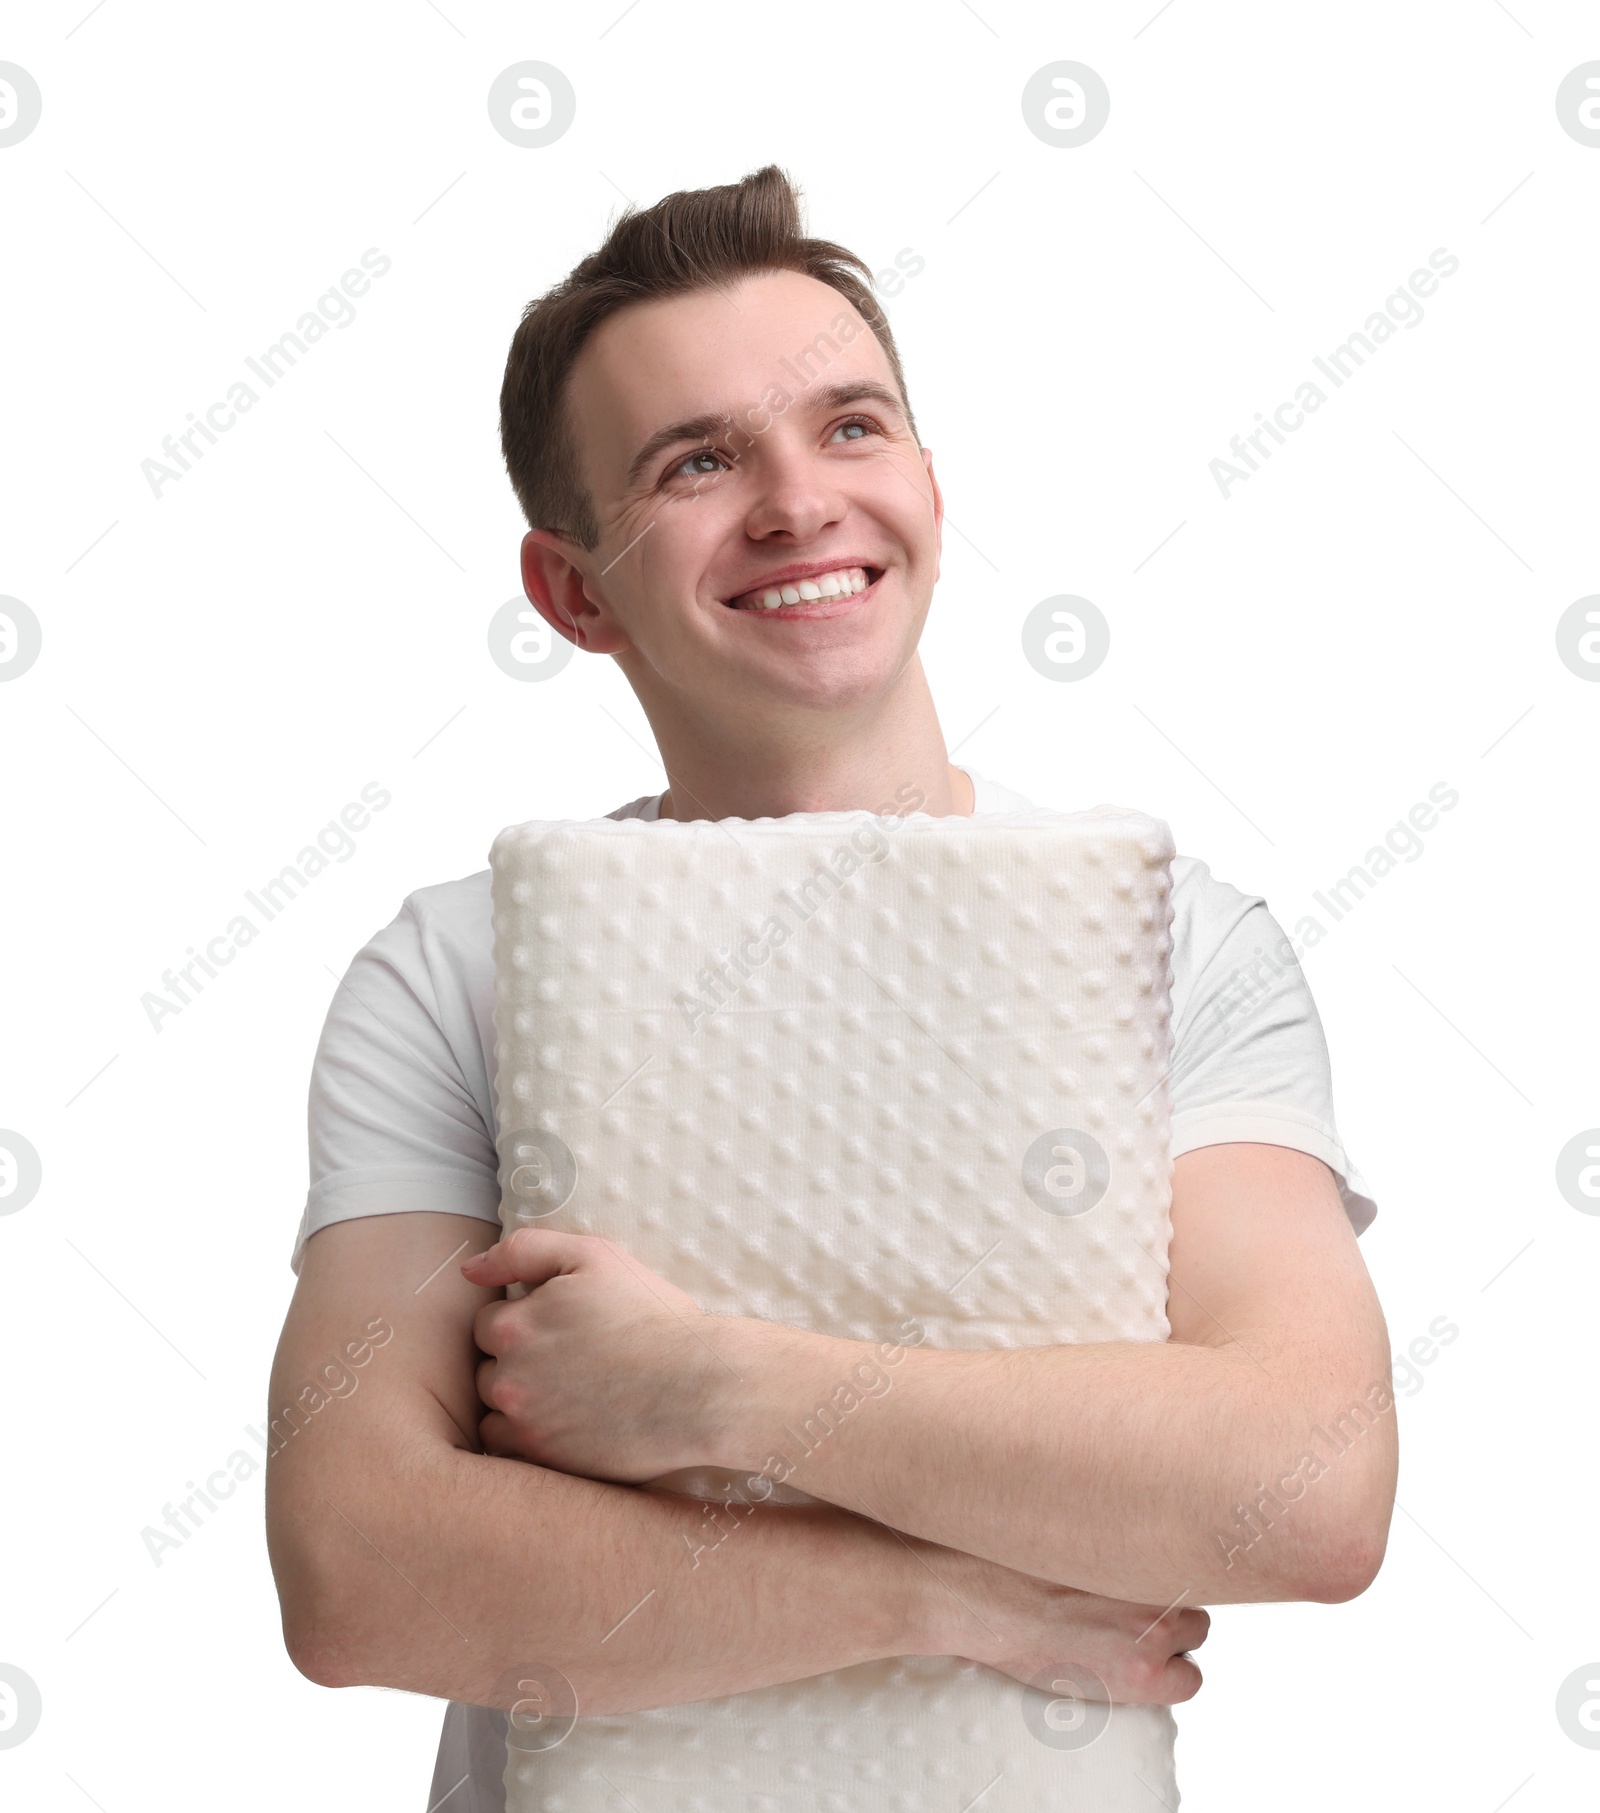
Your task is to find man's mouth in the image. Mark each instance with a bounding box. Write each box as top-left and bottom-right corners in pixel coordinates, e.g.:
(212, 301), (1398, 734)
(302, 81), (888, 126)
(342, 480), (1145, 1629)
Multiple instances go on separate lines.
(722, 564), (880, 612)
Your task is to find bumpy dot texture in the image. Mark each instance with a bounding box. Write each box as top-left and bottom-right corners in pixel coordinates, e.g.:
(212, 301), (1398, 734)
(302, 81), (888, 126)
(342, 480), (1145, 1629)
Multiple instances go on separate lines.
(489, 804), (1179, 1811)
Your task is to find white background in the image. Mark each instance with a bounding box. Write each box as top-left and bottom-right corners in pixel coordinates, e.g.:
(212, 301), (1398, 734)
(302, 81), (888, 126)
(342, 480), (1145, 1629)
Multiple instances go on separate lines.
(2, 1), (1597, 1808)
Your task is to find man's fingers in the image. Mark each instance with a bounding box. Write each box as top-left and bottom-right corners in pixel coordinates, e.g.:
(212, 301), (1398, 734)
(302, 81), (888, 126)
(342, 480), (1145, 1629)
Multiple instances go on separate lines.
(1174, 1606), (1211, 1651)
(461, 1226), (591, 1289)
(478, 1409), (521, 1458)
(1157, 1654), (1204, 1704)
(1135, 1602), (1210, 1655)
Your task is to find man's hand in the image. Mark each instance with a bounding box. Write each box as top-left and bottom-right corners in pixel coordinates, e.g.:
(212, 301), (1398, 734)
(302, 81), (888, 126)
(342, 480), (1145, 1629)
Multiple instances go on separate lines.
(461, 1228), (757, 1482)
(910, 1533), (1211, 1704)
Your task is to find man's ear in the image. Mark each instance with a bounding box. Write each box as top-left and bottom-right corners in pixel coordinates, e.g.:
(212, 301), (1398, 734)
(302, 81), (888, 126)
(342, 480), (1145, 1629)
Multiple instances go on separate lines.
(921, 446), (944, 587)
(520, 529), (632, 655)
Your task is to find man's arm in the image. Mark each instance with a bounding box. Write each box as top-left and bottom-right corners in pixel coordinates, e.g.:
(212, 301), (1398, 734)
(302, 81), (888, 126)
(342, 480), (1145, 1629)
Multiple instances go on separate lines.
(705, 1143), (1397, 1607)
(265, 1209), (1210, 1713)
(472, 1144), (1396, 1608)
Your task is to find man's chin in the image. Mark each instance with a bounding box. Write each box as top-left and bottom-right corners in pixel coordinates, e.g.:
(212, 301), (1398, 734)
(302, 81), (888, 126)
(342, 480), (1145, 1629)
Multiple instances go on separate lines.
(728, 641), (915, 715)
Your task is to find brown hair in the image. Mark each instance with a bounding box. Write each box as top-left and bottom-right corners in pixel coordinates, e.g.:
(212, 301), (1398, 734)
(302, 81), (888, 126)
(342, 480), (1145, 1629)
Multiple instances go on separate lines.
(498, 164), (918, 549)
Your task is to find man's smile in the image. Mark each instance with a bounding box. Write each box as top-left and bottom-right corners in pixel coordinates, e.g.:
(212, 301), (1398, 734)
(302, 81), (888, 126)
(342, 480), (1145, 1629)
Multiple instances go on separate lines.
(720, 560), (883, 615)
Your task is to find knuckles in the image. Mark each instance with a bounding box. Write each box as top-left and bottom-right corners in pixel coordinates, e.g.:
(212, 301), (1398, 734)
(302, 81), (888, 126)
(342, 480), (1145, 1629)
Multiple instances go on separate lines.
(475, 1291), (550, 1355)
(1122, 1651), (1166, 1693)
(487, 1374), (536, 1420)
(474, 1352), (527, 1420)
(471, 1302), (521, 1354)
(1135, 1605), (1210, 1651)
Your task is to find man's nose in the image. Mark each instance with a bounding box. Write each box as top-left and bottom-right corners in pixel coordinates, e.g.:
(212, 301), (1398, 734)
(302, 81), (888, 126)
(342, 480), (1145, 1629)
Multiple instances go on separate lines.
(741, 450), (848, 542)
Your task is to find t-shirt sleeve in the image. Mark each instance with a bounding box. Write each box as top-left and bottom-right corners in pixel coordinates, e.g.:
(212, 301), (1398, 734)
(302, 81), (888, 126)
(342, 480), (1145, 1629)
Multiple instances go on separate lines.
(289, 896), (502, 1275)
(1166, 858), (1377, 1235)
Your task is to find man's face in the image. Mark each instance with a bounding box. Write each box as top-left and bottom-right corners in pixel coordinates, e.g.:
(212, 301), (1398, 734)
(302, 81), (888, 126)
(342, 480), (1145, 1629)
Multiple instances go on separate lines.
(533, 269), (943, 721)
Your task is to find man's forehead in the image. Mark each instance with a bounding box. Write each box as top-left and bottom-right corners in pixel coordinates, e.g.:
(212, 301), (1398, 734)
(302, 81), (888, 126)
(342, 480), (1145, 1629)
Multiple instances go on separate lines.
(568, 270), (896, 475)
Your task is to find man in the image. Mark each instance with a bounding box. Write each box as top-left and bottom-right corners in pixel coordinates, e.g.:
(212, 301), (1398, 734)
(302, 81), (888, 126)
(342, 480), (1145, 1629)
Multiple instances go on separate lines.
(265, 165), (1395, 1808)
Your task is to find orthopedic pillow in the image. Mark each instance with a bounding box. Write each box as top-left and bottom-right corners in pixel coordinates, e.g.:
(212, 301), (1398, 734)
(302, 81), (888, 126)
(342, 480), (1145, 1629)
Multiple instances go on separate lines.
(488, 803), (1179, 1812)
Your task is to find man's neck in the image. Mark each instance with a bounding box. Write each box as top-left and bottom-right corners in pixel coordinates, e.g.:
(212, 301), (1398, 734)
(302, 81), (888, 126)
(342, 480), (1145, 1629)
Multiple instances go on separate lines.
(640, 659), (974, 823)
(659, 759), (973, 822)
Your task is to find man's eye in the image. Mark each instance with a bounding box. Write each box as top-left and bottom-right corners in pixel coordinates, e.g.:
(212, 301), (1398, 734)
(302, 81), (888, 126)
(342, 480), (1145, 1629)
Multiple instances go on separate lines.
(673, 449), (724, 480)
(829, 417), (879, 444)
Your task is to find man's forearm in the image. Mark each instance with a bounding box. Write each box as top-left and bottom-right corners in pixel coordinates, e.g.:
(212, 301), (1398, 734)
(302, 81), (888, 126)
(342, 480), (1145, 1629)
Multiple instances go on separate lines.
(710, 1324), (1397, 1606)
(284, 1434), (942, 1715)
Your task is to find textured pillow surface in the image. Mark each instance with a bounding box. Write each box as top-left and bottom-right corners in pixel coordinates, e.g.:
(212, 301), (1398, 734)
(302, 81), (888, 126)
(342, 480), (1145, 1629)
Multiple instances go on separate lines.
(488, 805), (1180, 1812)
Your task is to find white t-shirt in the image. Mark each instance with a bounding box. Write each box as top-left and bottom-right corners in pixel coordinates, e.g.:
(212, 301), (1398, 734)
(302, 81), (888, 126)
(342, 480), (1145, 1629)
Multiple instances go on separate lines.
(291, 765), (1374, 1276)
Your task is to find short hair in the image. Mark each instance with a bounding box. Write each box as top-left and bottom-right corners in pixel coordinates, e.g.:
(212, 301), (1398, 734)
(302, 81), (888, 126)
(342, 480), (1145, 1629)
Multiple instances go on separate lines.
(498, 164), (918, 549)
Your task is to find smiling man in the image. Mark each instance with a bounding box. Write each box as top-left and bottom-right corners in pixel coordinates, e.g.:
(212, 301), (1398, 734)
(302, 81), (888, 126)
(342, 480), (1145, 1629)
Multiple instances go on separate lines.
(265, 166), (1396, 1811)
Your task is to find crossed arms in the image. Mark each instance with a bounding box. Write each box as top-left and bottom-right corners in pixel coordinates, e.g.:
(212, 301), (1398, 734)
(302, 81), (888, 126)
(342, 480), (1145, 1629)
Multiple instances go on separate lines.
(265, 1140), (1396, 1715)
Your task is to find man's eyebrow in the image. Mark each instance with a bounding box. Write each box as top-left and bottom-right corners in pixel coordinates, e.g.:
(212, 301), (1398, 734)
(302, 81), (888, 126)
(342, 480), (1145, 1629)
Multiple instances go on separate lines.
(805, 379), (907, 420)
(623, 411), (735, 490)
(622, 379), (909, 489)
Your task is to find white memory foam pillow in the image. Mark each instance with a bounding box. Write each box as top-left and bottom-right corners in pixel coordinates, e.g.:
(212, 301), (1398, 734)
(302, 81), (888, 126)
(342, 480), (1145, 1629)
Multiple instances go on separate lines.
(485, 802), (1181, 1812)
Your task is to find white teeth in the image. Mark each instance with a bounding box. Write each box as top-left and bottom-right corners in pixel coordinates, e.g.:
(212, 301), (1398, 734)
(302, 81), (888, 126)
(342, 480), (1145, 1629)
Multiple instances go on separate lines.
(733, 566), (872, 609)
